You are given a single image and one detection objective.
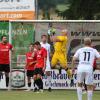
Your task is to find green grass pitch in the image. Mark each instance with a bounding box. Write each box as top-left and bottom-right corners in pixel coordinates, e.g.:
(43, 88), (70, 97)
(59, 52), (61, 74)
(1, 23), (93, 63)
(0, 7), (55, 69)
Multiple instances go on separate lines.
(0, 90), (100, 100)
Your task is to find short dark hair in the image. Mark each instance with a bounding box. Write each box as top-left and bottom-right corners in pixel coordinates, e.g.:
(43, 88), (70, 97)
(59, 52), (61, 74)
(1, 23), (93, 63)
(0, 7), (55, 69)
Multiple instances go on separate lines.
(41, 34), (47, 38)
(1, 35), (7, 40)
(34, 41), (41, 45)
(29, 43), (34, 46)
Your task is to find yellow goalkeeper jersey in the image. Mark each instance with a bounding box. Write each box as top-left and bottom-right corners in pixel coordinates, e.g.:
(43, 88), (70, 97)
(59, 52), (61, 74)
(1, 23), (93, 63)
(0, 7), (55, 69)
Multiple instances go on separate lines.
(54, 36), (68, 52)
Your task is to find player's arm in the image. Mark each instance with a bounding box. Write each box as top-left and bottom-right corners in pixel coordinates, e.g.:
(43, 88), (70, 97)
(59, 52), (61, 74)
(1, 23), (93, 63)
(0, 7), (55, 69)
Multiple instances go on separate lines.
(9, 44), (14, 52)
(72, 57), (78, 68)
(31, 52), (35, 58)
(71, 50), (79, 73)
(50, 36), (66, 42)
(28, 61), (37, 66)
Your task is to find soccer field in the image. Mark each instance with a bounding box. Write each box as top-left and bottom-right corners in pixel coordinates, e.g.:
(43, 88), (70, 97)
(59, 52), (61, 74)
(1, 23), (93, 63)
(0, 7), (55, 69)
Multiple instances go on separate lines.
(0, 90), (100, 100)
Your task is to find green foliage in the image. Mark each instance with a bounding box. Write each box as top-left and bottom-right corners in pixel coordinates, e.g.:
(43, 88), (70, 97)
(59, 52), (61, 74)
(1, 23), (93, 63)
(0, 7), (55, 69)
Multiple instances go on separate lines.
(65, 0), (100, 19)
(38, 0), (100, 19)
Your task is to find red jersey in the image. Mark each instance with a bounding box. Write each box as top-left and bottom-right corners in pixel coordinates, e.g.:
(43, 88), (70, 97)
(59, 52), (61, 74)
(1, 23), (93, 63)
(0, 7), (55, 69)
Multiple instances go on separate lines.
(26, 52), (37, 70)
(35, 47), (47, 68)
(0, 42), (12, 64)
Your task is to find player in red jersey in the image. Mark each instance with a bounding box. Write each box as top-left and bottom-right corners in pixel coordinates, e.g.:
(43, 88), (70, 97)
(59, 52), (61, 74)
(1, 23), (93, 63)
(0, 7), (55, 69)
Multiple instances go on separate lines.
(0, 35), (13, 89)
(25, 43), (37, 91)
(33, 41), (47, 92)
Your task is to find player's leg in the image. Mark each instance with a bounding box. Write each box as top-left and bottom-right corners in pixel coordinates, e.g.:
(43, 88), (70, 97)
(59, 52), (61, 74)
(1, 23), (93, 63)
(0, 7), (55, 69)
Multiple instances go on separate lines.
(77, 72), (85, 100)
(26, 70), (32, 91)
(0, 65), (3, 81)
(45, 61), (52, 91)
(35, 68), (44, 92)
(85, 72), (94, 100)
(45, 71), (52, 91)
(33, 74), (38, 92)
(37, 74), (43, 92)
(4, 64), (10, 88)
(83, 79), (87, 94)
(33, 68), (40, 92)
(59, 53), (73, 78)
(51, 52), (58, 69)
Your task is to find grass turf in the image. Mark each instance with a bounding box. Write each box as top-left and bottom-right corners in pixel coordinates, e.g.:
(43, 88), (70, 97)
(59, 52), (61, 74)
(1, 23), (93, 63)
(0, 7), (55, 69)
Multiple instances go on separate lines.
(0, 90), (100, 100)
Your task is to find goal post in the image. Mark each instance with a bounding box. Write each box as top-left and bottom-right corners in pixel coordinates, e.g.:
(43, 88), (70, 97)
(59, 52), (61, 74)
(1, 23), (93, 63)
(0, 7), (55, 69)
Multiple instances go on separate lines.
(8, 20), (100, 90)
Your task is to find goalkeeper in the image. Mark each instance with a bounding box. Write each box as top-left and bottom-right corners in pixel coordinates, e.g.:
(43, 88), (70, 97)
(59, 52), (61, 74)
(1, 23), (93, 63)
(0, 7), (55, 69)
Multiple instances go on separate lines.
(50, 29), (74, 85)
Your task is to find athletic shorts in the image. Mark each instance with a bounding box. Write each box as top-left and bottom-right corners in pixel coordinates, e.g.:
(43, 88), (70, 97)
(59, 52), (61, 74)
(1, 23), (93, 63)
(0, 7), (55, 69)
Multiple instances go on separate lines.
(77, 72), (93, 85)
(34, 68), (44, 76)
(0, 64), (10, 73)
(26, 70), (34, 77)
(51, 51), (67, 68)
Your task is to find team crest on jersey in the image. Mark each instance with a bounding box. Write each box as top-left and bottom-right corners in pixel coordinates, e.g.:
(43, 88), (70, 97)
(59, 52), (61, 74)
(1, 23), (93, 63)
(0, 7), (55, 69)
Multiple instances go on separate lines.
(6, 46), (9, 48)
(39, 51), (42, 54)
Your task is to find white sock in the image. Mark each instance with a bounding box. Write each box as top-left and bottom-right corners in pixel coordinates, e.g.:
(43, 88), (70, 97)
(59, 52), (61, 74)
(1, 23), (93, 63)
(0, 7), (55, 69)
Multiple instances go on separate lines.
(47, 75), (51, 88)
(87, 91), (93, 100)
(77, 87), (82, 100)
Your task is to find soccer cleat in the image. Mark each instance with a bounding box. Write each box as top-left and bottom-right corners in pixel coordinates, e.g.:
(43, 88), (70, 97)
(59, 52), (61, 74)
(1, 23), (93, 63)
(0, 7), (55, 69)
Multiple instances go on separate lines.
(39, 89), (44, 93)
(33, 87), (38, 92)
(48, 87), (52, 92)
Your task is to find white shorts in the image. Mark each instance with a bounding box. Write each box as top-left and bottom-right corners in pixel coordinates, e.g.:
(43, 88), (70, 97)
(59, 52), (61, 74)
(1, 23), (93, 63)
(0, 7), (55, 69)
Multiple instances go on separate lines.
(77, 72), (93, 85)
(45, 60), (51, 71)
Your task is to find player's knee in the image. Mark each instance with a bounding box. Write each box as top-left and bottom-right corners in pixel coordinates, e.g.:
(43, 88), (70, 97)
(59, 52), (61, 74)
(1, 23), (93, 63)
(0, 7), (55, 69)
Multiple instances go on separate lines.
(87, 85), (93, 90)
(46, 71), (51, 76)
(37, 74), (42, 79)
(33, 75), (37, 80)
(78, 83), (83, 87)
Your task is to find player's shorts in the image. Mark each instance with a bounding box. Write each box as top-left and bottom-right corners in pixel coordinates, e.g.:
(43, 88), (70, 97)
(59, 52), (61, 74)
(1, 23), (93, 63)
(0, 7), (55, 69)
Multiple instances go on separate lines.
(51, 51), (67, 68)
(77, 72), (93, 85)
(45, 60), (51, 71)
(34, 68), (44, 76)
(0, 64), (10, 73)
(26, 70), (34, 77)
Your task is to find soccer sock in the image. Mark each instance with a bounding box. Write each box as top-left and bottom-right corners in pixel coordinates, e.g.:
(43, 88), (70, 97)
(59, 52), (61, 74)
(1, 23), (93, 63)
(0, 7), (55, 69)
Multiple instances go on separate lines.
(28, 82), (31, 87)
(34, 79), (41, 89)
(84, 84), (87, 91)
(33, 80), (38, 88)
(34, 80), (36, 87)
(77, 87), (82, 100)
(47, 75), (51, 88)
(34, 79), (38, 87)
(38, 78), (43, 90)
(87, 91), (93, 100)
(6, 77), (9, 87)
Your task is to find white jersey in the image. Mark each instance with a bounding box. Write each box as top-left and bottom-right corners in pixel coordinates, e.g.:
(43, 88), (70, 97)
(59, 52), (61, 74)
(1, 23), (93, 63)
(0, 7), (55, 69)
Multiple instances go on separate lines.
(40, 42), (51, 71)
(74, 46), (100, 72)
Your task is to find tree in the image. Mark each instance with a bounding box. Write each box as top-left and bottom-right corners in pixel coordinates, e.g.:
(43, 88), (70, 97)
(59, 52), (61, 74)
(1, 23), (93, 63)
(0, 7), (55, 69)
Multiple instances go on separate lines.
(66, 0), (100, 19)
(38, 0), (57, 19)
